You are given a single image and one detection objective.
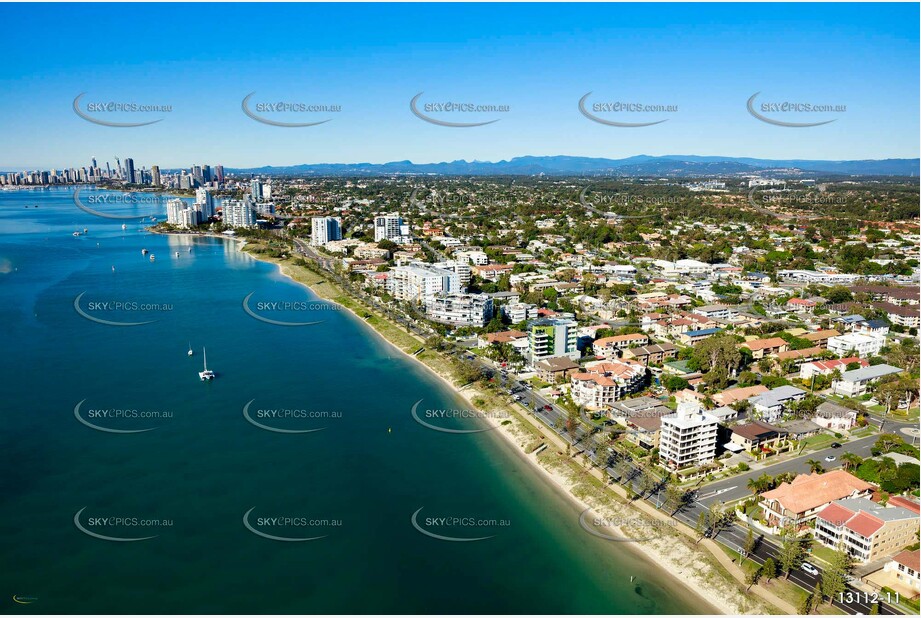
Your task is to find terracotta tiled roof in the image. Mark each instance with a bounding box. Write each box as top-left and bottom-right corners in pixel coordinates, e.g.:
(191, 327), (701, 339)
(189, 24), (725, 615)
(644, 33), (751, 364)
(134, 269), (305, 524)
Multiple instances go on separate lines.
(742, 337), (788, 351)
(892, 549), (920, 572)
(712, 385), (768, 405)
(845, 511), (884, 538)
(762, 471), (873, 516)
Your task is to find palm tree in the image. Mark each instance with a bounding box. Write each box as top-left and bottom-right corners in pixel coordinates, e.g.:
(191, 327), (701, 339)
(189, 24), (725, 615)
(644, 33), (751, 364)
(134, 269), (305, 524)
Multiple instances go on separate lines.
(805, 459), (825, 474)
(840, 452), (862, 472)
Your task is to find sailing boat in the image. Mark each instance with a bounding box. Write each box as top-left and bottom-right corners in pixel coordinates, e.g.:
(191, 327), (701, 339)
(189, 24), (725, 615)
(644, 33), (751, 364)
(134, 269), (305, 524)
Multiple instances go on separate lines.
(187, 342), (194, 357)
(199, 348), (215, 381)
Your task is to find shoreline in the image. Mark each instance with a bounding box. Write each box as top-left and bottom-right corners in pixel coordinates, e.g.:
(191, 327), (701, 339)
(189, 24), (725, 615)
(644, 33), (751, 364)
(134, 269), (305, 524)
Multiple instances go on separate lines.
(241, 242), (775, 616)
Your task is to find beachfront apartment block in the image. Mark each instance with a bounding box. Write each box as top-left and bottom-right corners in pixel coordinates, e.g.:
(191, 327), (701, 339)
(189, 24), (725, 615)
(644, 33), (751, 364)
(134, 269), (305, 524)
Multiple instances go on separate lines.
(658, 402), (719, 470)
(569, 359), (646, 410)
(814, 498), (918, 563)
(311, 217), (342, 246)
(222, 199), (257, 228)
(194, 188), (215, 221)
(528, 318), (579, 363)
(423, 292), (493, 327)
(827, 332), (886, 358)
(831, 364), (903, 398)
(387, 264), (460, 302)
(166, 198), (199, 228)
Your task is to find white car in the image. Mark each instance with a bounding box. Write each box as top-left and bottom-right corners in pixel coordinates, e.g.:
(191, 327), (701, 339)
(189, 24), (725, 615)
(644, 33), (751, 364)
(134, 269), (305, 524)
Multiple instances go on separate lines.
(801, 563), (819, 576)
(825, 455), (837, 462)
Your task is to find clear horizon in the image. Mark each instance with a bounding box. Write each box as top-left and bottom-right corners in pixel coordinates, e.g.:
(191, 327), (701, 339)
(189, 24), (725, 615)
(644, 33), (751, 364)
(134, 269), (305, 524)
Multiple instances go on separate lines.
(1, 2), (918, 169)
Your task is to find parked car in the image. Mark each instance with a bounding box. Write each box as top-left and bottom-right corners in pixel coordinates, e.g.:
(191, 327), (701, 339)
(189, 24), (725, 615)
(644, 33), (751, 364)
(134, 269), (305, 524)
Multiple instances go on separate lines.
(830, 442), (842, 448)
(825, 455), (837, 462)
(543, 404), (552, 411)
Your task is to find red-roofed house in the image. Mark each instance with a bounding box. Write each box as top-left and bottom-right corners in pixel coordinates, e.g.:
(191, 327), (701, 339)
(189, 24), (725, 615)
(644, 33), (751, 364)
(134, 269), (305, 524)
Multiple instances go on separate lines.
(760, 470), (873, 528)
(883, 550), (920, 596)
(593, 333), (649, 359)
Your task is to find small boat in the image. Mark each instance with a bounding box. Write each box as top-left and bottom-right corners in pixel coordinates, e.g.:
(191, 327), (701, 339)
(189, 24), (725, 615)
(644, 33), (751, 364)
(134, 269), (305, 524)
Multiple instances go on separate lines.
(72, 231), (81, 236)
(112, 265), (116, 272)
(187, 343), (194, 357)
(199, 348), (215, 381)
(121, 224), (127, 230)
(175, 251), (180, 257)
(83, 228), (88, 234)
(188, 247), (192, 253)
(149, 254), (155, 262)
(141, 248), (148, 255)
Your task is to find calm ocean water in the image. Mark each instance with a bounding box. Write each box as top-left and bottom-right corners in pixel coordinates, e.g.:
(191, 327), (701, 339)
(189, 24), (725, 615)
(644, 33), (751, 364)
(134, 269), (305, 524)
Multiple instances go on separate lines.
(0, 187), (708, 614)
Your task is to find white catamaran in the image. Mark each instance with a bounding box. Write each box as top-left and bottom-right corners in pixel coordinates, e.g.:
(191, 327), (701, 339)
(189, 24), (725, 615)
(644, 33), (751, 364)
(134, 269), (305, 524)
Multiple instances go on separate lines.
(199, 348), (215, 381)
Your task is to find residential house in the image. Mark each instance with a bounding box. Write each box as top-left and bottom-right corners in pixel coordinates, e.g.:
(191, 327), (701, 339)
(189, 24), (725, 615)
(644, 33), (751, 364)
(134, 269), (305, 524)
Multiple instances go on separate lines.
(534, 356), (580, 383)
(786, 298), (818, 313)
(759, 470), (874, 528)
(626, 415), (663, 450)
(813, 401), (859, 431)
(729, 421), (788, 453)
(712, 384), (769, 407)
(882, 550), (920, 595)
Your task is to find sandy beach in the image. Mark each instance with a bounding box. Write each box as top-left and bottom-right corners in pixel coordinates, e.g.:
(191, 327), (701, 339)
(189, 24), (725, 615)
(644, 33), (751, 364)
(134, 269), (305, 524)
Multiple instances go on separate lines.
(246, 246), (777, 616)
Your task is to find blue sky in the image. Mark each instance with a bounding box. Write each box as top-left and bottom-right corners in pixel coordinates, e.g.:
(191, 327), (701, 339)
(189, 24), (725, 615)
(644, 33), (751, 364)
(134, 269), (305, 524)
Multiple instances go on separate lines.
(0, 2), (917, 169)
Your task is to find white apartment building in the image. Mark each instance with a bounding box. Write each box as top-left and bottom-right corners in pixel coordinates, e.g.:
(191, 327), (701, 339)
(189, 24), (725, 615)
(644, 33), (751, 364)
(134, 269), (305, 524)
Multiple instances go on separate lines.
(776, 270), (860, 285)
(502, 302), (537, 323)
(659, 402), (719, 469)
(166, 198), (187, 226)
(455, 250), (489, 265)
(311, 217), (342, 246)
(827, 332), (885, 358)
(423, 293), (493, 327)
(222, 199), (256, 228)
(374, 213), (411, 244)
(434, 260), (471, 285)
(831, 364), (903, 397)
(194, 188), (214, 221)
(387, 264), (459, 302)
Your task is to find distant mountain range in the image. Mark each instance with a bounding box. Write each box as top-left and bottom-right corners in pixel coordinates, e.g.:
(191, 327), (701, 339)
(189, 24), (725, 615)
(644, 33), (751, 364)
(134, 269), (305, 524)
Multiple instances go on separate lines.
(228, 155), (920, 177)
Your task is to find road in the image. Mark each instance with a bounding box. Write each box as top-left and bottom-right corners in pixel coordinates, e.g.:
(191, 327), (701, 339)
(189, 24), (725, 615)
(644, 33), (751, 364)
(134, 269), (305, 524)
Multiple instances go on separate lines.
(696, 421), (916, 506)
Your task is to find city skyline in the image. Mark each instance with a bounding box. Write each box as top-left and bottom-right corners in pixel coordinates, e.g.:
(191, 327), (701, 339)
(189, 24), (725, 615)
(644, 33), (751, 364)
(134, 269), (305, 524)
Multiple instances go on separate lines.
(0, 3), (918, 169)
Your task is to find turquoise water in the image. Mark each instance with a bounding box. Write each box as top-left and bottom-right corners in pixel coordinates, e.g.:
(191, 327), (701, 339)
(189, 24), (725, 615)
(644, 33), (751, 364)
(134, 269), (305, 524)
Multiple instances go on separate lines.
(0, 188), (709, 614)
